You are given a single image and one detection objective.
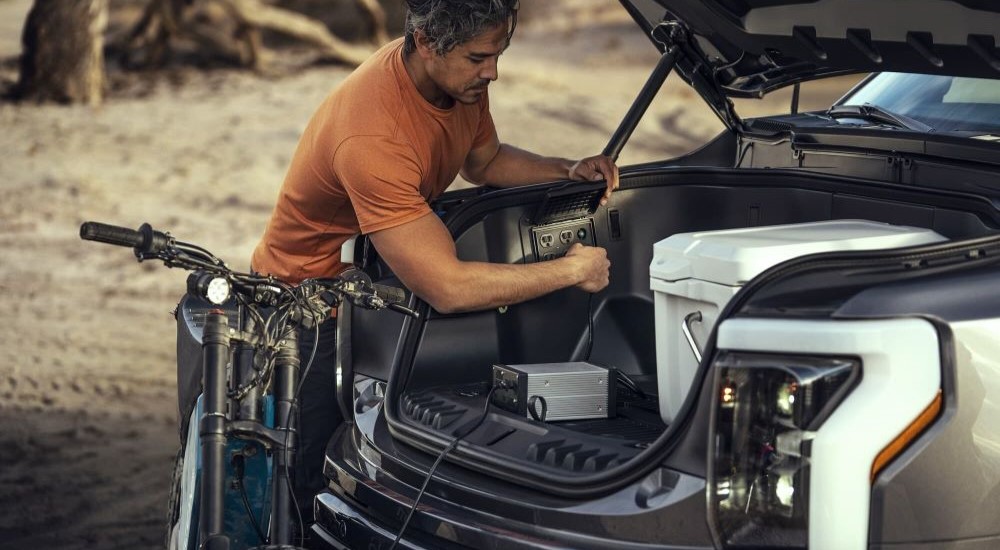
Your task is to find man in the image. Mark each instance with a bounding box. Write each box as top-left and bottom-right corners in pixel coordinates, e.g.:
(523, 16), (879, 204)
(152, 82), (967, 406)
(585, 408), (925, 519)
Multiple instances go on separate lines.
(251, 0), (617, 517)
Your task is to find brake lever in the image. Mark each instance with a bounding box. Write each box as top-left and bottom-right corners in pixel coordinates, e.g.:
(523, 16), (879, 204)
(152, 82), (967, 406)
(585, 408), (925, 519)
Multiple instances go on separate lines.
(344, 290), (419, 318)
(386, 302), (420, 319)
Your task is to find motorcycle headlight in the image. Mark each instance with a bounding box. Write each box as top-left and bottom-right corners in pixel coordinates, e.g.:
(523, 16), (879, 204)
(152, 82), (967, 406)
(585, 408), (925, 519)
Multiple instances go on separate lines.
(708, 352), (860, 548)
(187, 271), (231, 305)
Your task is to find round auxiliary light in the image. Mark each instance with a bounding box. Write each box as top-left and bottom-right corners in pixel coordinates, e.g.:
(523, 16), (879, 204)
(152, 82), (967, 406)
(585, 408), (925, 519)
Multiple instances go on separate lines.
(205, 277), (231, 305)
(187, 272), (231, 305)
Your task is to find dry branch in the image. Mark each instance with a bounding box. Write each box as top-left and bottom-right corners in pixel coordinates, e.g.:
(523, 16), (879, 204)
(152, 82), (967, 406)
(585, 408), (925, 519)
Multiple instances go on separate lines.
(117, 0), (386, 71)
(220, 0), (374, 67)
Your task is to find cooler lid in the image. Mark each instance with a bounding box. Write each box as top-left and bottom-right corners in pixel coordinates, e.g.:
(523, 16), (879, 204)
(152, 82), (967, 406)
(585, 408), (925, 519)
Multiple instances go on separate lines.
(650, 219), (946, 286)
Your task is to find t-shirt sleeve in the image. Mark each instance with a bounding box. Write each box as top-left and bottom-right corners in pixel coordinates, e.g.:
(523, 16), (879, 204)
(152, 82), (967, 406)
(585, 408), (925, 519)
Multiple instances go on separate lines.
(472, 90), (497, 149)
(333, 136), (432, 234)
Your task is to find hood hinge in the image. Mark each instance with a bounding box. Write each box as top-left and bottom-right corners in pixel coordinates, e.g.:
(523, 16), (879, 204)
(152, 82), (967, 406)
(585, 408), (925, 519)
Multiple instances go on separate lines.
(652, 21), (746, 134)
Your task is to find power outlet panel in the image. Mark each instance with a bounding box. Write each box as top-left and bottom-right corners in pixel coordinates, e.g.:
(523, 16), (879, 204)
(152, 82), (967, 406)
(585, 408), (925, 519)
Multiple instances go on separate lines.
(531, 218), (596, 262)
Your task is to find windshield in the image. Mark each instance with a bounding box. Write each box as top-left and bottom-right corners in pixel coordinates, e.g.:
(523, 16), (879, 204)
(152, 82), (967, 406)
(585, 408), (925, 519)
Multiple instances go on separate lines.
(838, 73), (1000, 134)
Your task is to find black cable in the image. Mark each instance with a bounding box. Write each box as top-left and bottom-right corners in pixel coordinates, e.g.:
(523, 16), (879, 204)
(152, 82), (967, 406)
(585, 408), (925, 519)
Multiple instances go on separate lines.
(584, 292), (596, 361)
(234, 459), (268, 544)
(279, 288), (323, 547)
(527, 394), (547, 422)
(615, 370), (646, 399)
(238, 282), (319, 547)
(388, 386), (499, 550)
(239, 279), (339, 546)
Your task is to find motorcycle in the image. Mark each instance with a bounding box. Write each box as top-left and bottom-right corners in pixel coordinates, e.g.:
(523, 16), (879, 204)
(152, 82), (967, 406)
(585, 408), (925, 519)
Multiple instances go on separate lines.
(79, 221), (416, 550)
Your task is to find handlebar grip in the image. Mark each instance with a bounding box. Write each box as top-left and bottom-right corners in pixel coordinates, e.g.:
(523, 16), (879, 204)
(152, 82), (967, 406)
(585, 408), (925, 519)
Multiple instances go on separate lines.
(80, 221), (172, 254)
(372, 284), (406, 305)
(80, 222), (144, 248)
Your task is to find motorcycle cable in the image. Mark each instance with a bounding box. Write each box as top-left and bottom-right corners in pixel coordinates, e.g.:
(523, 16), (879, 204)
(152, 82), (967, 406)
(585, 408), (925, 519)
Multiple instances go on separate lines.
(279, 286), (324, 547)
(233, 454), (268, 544)
(388, 385), (499, 550)
(233, 283), (319, 546)
(222, 290), (288, 545)
(287, 322), (321, 546)
(275, 281), (336, 547)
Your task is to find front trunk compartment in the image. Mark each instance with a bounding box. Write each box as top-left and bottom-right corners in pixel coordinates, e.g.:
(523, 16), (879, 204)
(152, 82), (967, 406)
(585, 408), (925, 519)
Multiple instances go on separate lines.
(347, 163), (1000, 496)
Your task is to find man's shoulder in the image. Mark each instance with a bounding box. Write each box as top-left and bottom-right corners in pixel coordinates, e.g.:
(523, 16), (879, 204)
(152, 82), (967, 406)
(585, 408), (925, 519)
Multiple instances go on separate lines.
(338, 40), (406, 107)
(327, 43), (409, 138)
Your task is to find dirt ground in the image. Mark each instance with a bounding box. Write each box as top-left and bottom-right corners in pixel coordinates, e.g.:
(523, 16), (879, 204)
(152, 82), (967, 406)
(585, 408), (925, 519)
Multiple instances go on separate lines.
(0, 1), (858, 548)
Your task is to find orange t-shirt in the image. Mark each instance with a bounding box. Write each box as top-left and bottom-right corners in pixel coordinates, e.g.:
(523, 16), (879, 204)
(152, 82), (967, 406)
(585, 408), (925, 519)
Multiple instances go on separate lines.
(251, 38), (496, 283)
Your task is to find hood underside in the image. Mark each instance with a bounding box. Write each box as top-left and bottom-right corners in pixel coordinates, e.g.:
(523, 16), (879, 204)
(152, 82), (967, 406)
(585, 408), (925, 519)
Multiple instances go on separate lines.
(626, 0), (1000, 97)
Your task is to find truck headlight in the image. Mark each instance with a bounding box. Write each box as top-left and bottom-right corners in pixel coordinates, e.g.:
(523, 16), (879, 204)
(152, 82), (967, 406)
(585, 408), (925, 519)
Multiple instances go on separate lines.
(708, 352), (860, 548)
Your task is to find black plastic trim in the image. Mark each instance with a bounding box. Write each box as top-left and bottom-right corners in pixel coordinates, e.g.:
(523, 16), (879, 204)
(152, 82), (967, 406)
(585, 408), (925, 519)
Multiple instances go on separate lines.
(834, 266), (1000, 323)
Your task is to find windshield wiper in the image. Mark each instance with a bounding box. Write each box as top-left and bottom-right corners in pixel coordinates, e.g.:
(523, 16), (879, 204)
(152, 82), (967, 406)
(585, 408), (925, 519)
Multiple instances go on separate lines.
(827, 103), (934, 132)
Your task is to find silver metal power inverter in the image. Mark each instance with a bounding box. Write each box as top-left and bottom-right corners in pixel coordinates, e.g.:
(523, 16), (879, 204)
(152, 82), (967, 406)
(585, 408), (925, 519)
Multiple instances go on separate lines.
(490, 362), (615, 421)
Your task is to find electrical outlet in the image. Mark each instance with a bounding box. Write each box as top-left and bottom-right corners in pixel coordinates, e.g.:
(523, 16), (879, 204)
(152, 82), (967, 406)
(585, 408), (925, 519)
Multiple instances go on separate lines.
(530, 218), (596, 262)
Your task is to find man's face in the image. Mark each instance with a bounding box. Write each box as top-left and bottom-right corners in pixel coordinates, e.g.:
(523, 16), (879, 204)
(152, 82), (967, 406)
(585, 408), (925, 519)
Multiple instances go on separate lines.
(422, 23), (510, 106)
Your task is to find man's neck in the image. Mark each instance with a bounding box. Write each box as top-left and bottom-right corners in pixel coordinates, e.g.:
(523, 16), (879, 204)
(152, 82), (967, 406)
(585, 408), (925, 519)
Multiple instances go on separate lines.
(401, 49), (453, 109)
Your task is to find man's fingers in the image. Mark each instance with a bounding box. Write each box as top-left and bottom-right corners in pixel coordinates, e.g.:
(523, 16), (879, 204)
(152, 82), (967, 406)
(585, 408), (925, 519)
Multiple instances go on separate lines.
(569, 155), (620, 205)
(578, 156), (618, 205)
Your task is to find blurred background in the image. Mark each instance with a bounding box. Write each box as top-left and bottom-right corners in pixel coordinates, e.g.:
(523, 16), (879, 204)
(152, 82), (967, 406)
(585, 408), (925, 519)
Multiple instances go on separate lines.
(0, 1), (859, 547)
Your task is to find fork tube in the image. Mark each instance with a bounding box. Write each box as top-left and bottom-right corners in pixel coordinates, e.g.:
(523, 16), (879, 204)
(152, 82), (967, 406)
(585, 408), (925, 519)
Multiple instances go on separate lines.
(235, 314), (260, 422)
(200, 311), (231, 548)
(271, 330), (300, 545)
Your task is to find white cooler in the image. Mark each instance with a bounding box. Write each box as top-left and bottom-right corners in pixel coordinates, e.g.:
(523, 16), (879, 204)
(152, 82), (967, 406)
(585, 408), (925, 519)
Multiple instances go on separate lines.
(649, 219), (946, 423)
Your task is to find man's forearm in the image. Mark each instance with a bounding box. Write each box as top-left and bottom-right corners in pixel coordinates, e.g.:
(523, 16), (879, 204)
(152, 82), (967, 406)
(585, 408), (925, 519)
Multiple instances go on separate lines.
(473, 144), (572, 187)
(422, 255), (584, 313)
(369, 212), (610, 315)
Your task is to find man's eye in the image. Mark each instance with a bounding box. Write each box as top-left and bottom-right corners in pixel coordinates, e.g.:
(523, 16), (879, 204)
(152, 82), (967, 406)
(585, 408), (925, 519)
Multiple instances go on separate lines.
(469, 57), (485, 64)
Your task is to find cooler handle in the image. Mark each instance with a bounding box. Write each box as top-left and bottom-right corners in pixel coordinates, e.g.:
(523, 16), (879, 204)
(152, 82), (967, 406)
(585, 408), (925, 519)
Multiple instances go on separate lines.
(682, 311), (703, 364)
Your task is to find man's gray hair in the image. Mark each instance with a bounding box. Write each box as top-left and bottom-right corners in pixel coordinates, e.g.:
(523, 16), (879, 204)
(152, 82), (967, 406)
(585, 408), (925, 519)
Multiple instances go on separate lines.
(403, 0), (519, 56)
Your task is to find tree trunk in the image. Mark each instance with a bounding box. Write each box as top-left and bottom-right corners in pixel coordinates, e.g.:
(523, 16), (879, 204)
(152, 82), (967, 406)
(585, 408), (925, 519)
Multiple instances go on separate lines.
(16, 0), (110, 105)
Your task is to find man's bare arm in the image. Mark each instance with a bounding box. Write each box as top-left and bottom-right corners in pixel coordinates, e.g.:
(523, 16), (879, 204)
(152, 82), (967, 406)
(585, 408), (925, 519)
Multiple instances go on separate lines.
(462, 141), (572, 186)
(368, 211), (610, 314)
(462, 132), (620, 205)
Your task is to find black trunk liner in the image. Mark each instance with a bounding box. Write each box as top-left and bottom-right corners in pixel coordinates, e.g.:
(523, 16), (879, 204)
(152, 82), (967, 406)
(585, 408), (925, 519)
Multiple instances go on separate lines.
(400, 381), (666, 474)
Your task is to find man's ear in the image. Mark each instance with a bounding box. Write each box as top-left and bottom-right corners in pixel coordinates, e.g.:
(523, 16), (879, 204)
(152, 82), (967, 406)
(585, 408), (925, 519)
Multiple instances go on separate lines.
(413, 30), (435, 60)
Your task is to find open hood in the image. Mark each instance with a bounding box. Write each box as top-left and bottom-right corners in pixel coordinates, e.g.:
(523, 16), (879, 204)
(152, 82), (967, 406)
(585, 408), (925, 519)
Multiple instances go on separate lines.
(621, 0), (1000, 98)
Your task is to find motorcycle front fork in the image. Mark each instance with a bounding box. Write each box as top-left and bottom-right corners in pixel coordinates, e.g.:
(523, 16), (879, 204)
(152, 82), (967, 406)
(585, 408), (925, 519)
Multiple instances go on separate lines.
(199, 310), (300, 549)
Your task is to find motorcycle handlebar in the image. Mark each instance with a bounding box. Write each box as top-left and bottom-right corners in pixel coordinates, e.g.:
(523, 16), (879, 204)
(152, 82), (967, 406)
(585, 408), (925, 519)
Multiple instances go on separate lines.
(80, 221), (415, 316)
(80, 221), (171, 254)
(79, 221), (144, 248)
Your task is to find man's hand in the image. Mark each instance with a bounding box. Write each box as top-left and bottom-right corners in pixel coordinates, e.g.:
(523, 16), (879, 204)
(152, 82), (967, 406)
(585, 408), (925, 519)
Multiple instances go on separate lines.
(563, 243), (610, 293)
(568, 154), (620, 206)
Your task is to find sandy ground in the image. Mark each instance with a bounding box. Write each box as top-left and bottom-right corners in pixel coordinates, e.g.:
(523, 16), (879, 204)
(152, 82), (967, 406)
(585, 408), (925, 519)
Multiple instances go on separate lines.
(0, 1), (858, 548)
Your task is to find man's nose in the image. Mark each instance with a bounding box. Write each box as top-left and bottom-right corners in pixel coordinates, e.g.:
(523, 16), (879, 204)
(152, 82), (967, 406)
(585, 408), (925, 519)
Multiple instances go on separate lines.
(480, 58), (499, 81)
